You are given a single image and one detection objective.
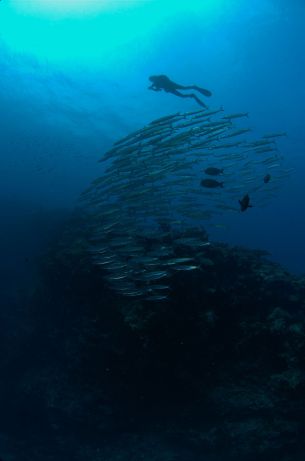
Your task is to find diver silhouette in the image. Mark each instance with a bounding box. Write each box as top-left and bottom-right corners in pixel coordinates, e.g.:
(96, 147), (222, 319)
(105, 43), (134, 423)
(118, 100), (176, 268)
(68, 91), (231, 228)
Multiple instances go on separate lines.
(148, 75), (212, 108)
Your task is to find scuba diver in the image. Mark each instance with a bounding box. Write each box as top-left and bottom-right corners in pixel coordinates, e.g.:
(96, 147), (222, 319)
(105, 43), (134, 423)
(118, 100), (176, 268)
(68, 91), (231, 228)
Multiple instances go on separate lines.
(148, 74), (212, 108)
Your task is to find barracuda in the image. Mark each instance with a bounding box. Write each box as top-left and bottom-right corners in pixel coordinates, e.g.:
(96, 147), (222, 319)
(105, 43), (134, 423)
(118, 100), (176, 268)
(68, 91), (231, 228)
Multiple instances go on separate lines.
(82, 105), (290, 301)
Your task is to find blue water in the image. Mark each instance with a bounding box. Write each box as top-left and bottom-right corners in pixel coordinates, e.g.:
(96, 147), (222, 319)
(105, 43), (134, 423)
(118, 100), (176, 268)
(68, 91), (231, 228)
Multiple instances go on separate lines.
(1, 0), (304, 278)
(0, 1), (305, 459)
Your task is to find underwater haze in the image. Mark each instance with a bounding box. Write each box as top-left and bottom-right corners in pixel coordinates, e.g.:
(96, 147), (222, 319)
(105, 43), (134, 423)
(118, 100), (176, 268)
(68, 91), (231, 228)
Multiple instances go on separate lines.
(1, 1), (305, 460)
(0, 0), (304, 275)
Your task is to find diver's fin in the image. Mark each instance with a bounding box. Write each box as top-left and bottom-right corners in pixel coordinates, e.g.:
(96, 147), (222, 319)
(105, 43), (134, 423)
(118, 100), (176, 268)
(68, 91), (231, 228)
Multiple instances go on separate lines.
(193, 95), (208, 108)
(194, 86), (212, 97)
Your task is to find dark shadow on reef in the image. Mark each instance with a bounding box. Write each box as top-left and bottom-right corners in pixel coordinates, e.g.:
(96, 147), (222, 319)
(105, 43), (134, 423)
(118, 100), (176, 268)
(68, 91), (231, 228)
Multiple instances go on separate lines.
(1, 210), (305, 461)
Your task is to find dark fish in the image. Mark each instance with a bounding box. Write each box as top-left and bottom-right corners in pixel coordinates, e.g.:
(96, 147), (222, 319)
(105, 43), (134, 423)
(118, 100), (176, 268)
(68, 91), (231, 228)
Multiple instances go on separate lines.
(204, 167), (224, 176)
(263, 173), (271, 183)
(239, 193), (253, 212)
(201, 179), (223, 188)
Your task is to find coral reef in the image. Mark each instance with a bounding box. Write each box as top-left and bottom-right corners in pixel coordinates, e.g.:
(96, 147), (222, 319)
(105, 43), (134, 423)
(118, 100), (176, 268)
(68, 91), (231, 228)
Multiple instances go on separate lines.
(1, 218), (305, 460)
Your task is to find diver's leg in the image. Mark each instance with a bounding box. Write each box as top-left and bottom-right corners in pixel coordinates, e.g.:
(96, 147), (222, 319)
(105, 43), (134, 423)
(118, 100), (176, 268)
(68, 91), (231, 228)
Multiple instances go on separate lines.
(182, 85), (212, 97)
(171, 90), (208, 108)
(165, 81), (211, 97)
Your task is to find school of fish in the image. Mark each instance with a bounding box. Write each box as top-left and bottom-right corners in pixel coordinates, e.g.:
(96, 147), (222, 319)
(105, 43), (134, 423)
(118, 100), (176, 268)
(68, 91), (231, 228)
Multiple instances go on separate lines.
(80, 107), (291, 301)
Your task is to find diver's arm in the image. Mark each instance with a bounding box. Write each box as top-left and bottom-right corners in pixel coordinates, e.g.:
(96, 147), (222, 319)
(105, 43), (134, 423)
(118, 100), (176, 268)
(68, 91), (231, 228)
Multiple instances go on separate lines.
(148, 84), (162, 91)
